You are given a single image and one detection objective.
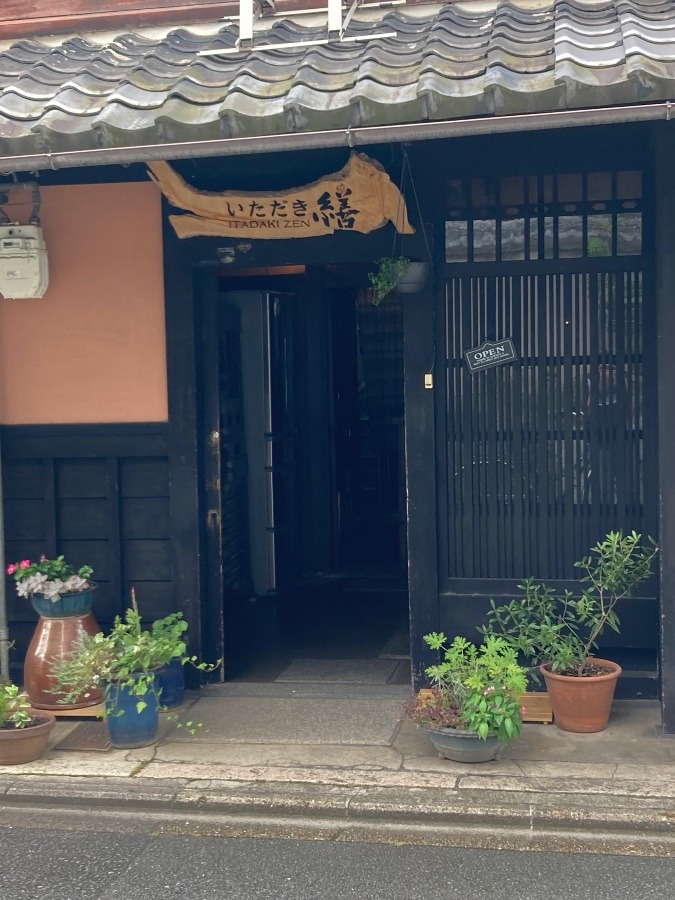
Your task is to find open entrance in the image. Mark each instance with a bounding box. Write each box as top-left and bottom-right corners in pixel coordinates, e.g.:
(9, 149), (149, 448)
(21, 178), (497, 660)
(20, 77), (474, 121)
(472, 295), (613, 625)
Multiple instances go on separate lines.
(199, 265), (410, 684)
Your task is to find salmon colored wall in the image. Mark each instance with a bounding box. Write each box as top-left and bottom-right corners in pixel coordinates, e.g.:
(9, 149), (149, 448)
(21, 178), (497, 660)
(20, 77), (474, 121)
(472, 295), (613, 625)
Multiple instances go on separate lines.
(0, 182), (168, 424)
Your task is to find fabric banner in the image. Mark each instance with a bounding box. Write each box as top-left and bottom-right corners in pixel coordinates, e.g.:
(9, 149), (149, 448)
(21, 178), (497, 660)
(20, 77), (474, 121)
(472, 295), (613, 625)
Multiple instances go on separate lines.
(147, 153), (414, 239)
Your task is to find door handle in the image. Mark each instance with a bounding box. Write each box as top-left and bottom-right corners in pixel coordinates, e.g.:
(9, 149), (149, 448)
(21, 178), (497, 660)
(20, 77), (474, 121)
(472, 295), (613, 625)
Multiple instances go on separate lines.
(207, 508), (221, 529)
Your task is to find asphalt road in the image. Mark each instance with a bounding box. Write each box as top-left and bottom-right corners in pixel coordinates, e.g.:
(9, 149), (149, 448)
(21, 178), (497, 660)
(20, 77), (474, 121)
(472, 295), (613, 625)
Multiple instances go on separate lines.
(1, 816), (675, 900)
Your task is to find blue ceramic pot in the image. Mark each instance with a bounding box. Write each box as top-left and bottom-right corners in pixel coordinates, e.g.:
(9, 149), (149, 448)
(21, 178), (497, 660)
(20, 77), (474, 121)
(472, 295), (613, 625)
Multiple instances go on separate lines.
(156, 658), (185, 710)
(104, 673), (160, 749)
(30, 584), (97, 618)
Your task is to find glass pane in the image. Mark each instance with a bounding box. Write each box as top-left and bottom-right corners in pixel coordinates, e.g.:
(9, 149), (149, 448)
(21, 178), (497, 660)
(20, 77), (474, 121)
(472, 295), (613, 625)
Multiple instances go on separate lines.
(529, 218), (539, 259)
(588, 214), (613, 256)
(501, 218), (525, 260)
(471, 178), (495, 208)
(473, 219), (496, 261)
(446, 179), (468, 211)
(587, 172), (612, 201)
(617, 212), (642, 255)
(445, 221), (468, 263)
(544, 217), (554, 258)
(617, 170), (642, 200)
(558, 216), (583, 258)
(500, 176), (524, 205)
(557, 173), (582, 202)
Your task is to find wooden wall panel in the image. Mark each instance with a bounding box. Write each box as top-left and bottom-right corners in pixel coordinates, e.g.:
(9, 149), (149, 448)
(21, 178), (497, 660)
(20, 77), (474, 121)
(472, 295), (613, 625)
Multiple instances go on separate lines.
(1, 424), (173, 680)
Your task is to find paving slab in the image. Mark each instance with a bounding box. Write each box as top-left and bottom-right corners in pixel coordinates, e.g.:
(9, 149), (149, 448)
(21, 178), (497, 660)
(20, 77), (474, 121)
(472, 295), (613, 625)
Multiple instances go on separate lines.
(171, 697), (404, 745)
(275, 658), (400, 684)
(154, 741), (402, 770)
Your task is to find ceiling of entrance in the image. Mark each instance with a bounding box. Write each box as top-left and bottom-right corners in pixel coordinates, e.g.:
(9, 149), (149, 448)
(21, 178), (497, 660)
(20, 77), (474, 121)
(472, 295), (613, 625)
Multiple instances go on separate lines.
(1, 0), (675, 161)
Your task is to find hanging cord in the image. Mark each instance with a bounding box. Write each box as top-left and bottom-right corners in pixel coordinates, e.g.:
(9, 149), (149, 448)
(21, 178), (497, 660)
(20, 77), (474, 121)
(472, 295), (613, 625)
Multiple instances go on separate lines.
(402, 145), (432, 264)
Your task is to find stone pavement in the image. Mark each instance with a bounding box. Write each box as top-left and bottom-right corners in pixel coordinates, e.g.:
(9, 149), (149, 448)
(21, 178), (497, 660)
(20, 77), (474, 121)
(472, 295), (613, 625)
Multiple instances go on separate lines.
(1, 683), (675, 855)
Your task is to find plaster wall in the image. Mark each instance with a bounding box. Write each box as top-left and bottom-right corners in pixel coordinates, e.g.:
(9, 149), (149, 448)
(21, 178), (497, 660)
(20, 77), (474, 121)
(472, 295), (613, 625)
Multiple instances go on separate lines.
(0, 181), (168, 424)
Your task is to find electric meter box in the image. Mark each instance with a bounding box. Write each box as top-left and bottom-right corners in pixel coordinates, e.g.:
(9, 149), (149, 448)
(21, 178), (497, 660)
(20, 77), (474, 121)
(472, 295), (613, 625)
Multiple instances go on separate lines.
(0, 224), (49, 299)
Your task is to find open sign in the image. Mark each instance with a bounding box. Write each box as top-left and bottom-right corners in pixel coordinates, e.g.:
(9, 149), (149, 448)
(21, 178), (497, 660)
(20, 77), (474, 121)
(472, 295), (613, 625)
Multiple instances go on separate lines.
(464, 339), (517, 374)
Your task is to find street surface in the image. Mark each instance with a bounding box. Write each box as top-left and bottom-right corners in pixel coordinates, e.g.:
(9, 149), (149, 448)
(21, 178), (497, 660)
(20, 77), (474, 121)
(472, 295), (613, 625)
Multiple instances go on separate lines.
(1, 814), (674, 900)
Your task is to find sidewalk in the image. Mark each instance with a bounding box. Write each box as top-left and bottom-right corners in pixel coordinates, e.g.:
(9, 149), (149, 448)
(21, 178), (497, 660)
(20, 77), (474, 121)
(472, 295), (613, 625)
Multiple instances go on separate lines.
(2, 683), (675, 854)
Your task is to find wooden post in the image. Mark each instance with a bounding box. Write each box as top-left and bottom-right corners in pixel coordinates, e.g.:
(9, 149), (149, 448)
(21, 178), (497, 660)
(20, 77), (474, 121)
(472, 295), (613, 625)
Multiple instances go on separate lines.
(163, 211), (203, 681)
(403, 273), (439, 690)
(654, 123), (675, 733)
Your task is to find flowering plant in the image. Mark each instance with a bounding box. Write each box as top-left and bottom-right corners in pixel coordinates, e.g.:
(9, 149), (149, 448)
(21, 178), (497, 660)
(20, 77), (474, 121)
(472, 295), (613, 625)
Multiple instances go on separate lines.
(406, 634), (527, 742)
(7, 555), (93, 601)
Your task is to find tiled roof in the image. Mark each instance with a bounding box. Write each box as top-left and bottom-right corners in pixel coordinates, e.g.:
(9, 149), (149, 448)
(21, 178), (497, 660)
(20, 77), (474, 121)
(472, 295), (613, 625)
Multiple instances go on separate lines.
(1, 0), (675, 159)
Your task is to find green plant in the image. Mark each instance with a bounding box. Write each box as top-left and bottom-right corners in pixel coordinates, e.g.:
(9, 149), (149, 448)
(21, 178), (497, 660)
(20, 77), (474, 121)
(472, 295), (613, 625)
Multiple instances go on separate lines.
(7, 554), (93, 601)
(50, 604), (165, 715)
(407, 634), (527, 742)
(481, 530), (658, 677)
(149, 611), (219, 674)
(367, 256), (409, 305)
(0, 682), (33, 729)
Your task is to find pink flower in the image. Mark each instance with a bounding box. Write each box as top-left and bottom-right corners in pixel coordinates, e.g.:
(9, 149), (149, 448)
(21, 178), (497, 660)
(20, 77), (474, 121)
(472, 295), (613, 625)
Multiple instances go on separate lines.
(19, 560), (30, 569)
(6, 564), (16, 575)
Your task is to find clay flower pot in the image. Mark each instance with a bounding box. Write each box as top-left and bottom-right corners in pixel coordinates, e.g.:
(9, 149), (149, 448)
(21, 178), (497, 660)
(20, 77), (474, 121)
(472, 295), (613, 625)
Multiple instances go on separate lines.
(541, 658), (622, 733)
(0, 712), (56, 765)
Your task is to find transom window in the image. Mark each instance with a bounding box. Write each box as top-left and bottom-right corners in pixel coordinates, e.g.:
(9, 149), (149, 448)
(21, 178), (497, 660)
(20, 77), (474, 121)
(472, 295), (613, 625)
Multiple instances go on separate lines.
(445, 171), (643, 264)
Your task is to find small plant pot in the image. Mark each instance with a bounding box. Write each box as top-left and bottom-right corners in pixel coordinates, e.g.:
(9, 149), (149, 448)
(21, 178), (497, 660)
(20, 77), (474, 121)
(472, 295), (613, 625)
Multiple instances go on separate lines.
(541, 659), (622, 733)
(104, 675), (160, 749)
(426, 726), (505, 763)
(0, 712), (55, 765)
(30, 584), (98, 618)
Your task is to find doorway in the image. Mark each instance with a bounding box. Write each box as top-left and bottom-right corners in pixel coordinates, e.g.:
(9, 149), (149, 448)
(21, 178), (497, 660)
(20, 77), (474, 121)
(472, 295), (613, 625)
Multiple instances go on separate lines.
(199, 267), (410, 684)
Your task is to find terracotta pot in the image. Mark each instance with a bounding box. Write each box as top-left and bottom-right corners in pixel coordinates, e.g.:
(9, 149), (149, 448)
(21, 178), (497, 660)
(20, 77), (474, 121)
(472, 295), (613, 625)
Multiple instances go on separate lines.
(541, 658), (622, 733)
(0, 712), (55, 765)
(24, 610), (103, 710)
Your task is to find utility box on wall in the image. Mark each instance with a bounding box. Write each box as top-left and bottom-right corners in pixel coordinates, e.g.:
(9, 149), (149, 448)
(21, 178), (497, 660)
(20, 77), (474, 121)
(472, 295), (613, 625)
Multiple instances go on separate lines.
(0, 225), (49, 299)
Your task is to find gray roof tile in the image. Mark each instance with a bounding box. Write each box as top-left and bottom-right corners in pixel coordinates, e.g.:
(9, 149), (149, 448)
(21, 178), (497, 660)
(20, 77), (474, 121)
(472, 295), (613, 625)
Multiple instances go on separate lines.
(2, 1), (675, 158)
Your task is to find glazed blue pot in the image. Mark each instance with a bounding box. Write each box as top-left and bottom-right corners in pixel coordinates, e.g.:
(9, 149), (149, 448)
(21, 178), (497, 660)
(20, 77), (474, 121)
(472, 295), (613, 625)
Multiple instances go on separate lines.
(104, 674), (160, 749)
(156, 658), (185, 710)
(30, 584), (97, 618)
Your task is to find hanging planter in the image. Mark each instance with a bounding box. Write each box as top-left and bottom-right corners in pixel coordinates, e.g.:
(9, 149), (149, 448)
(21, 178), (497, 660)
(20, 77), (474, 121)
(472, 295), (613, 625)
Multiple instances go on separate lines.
(367, 258), (431, 305)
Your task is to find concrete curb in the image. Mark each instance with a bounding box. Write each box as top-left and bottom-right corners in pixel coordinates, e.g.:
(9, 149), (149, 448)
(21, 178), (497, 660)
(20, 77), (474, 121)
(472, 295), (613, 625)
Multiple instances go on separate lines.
(2, 774), (675, 856)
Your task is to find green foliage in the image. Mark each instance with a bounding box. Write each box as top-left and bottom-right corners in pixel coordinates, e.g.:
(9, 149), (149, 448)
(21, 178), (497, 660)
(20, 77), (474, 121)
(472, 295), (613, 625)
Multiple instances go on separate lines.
(0, 682), (33, 729)
(367, 256), (409, 305)
(408, 634), (527, 742)
(50, 601), (218, 720)
(481, 530), (658, 676)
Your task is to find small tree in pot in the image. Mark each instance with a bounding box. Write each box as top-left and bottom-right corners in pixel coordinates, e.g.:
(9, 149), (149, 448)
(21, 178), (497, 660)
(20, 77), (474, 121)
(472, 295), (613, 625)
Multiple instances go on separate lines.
(482, 530), (657, 733)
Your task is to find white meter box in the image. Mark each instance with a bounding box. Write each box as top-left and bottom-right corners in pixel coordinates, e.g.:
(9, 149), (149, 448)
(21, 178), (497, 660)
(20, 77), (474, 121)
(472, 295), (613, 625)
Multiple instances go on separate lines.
(0, 224), (49, 299)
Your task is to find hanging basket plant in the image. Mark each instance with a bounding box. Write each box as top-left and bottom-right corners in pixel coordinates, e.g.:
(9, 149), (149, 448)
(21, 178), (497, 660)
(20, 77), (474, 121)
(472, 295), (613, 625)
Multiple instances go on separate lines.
(367, 256), (410, 306)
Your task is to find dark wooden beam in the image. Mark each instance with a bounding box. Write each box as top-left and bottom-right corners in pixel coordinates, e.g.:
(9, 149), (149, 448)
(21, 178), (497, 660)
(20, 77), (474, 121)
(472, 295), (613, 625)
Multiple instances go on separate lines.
(654, 123), (675, 733)
(403, 270), (439, 691)
(163, 208), (203, 672)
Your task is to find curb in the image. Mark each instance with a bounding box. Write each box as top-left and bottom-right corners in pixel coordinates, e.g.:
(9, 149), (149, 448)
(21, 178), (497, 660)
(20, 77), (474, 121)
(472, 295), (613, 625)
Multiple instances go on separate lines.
(2, 775), (675, 856)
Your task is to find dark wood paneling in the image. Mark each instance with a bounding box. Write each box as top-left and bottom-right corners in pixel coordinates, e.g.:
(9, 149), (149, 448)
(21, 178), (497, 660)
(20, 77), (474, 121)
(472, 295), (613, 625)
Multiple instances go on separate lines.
(123, 540), (172, 582)
(121, 498), (170, 539)
(120, 458), (170, 498)
(2, 423), (172, 667)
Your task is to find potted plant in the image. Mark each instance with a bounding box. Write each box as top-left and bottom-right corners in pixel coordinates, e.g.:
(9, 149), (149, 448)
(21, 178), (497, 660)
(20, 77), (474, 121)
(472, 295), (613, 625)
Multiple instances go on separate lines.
(150, 611), (219, 710)
(482, 530), (658, 733)
(406, 633), (527, 762)
(7, 554), (102, 710)
(0, 681), (55, 765)
(50, 602), (167, 749)
(368, 256), (430, 305)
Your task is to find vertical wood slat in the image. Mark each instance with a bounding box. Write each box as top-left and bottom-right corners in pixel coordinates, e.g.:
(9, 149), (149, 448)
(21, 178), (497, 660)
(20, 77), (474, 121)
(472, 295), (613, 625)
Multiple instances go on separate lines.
(444, 262), (648, 582)
(42, 459), (57, 558)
